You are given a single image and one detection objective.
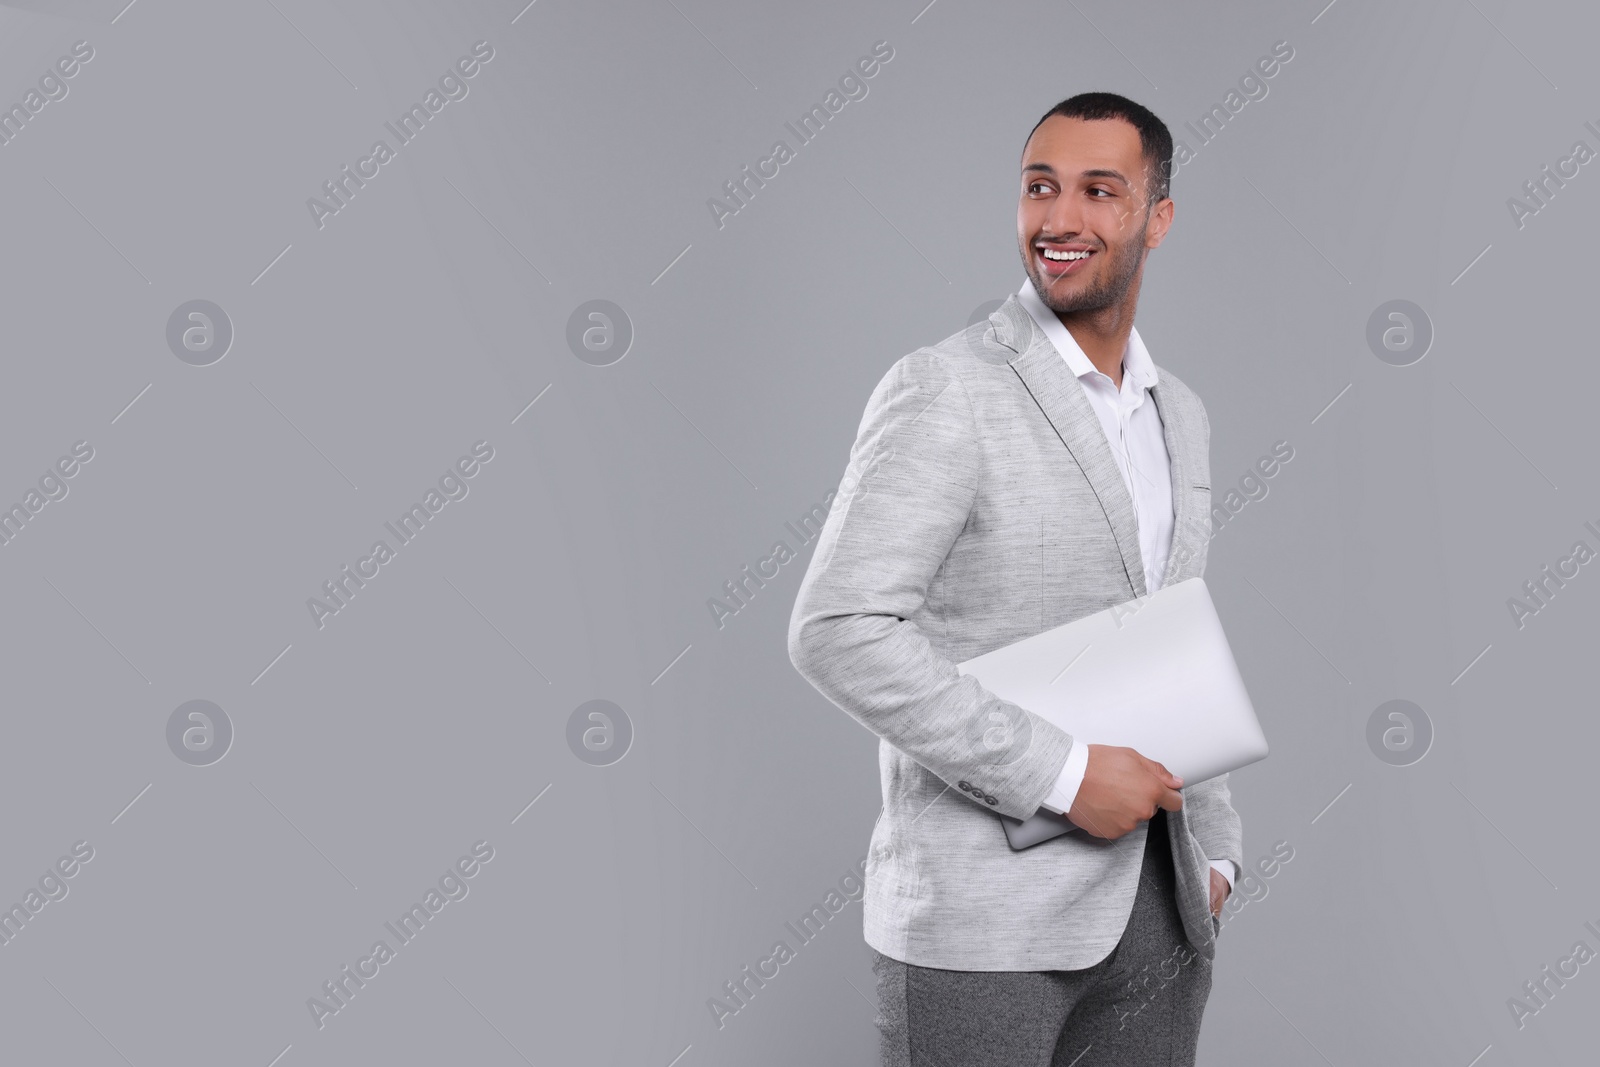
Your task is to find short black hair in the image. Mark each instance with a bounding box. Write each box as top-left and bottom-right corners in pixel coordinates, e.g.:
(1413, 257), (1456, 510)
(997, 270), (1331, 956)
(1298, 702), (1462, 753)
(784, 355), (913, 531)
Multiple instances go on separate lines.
(1025, 92), (1174, 206)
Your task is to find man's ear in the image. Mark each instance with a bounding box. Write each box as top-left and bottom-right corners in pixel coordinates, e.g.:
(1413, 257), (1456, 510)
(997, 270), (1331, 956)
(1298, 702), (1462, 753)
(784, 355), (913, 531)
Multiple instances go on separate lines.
(1145, 197), (1175, 250)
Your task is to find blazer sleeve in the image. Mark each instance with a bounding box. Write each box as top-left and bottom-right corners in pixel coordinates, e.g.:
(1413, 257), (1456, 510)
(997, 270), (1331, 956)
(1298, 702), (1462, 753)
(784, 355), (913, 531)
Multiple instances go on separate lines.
(1178, 391), (1244, 875)
(1184, 773), (1243, 881)
(787, 351), (1075, 821)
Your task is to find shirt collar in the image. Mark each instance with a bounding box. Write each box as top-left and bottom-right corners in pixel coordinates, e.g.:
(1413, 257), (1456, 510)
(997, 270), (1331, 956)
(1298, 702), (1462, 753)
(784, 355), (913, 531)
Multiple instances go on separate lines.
(1015, 277), (1159, 392)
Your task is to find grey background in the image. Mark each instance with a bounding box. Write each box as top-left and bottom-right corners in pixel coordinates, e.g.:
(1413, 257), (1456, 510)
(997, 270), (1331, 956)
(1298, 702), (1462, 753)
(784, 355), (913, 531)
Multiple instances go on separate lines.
(0, 0), (1594, 1063)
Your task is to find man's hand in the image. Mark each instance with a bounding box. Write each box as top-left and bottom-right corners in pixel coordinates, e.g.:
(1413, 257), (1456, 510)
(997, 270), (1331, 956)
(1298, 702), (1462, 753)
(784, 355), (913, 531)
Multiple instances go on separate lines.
(1064, 744), (1183, 840)
(1209, 868), (1230, 918)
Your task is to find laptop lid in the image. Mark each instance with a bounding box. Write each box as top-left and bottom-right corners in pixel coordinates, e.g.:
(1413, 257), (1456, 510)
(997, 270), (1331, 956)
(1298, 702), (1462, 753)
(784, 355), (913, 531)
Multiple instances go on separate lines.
(955, 578), (1268, 850)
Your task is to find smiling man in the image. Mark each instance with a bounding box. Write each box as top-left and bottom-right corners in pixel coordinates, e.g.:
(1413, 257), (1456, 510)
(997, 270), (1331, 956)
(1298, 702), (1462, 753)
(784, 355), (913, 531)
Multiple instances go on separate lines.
(787, 93), (1242, 1065)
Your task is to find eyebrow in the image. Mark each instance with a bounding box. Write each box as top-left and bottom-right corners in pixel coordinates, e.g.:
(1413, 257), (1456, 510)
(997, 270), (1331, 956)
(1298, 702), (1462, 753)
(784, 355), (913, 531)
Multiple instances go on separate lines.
(1022, 163), (1133, 186)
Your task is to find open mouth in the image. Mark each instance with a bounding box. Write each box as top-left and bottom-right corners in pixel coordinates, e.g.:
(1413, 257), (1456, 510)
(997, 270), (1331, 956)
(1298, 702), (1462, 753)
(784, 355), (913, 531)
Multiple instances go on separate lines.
(1036, 245), (1095, 278)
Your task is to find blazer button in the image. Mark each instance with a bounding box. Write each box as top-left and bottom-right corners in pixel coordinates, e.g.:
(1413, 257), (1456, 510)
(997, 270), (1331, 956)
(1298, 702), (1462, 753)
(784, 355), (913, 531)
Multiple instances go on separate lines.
(985, 796), (998, 806)
(958, 781), (971, 791)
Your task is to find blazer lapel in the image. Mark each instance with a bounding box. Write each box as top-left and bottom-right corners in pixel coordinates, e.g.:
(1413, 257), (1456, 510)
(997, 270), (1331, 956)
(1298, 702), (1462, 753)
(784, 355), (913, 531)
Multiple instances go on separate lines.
(987, 294), (1147, 598)
(1149, 379), (1200, 586)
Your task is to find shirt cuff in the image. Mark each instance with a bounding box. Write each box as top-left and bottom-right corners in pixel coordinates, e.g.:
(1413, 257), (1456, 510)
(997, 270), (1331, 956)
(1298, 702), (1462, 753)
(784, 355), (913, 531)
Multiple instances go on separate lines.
(1208, 858), (1237, 893)
(1036, 740), (1090, 815)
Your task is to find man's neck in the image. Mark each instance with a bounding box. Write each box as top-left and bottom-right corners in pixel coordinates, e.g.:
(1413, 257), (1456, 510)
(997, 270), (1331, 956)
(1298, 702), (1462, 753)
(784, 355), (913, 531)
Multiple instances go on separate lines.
(1056, 307), (1135, 389)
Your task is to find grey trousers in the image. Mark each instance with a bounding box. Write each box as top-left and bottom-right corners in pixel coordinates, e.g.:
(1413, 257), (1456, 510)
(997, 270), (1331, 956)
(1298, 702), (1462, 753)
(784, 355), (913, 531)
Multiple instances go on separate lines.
(871, 810), (1218, 1067)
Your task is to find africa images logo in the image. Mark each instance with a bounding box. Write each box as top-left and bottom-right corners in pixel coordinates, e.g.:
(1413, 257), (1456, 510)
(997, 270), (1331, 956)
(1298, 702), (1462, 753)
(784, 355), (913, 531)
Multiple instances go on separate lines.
(306, 840), (494, 1030)
(307, 441), (494, 629)
(306, 41), (496, 230)
(706, 441), (893, 631)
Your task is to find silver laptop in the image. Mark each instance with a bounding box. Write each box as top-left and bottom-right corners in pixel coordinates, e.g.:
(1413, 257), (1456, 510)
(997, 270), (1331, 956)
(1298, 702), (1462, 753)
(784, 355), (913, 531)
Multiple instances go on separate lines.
(955, 577), (1267, 850)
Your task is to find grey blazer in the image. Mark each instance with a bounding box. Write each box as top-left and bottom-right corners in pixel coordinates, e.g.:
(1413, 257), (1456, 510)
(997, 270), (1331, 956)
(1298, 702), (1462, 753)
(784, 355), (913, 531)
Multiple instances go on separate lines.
(787, 293), (1243, 971)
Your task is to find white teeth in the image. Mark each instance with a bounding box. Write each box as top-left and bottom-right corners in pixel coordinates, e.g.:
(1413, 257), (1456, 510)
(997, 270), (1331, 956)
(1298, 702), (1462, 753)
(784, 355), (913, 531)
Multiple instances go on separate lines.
(1041, 248), (1091, 261)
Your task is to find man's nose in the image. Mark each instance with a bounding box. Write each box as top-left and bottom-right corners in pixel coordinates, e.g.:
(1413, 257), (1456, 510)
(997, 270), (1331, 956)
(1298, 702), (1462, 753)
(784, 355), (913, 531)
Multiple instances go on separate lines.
(1044, 194), (1085, 240)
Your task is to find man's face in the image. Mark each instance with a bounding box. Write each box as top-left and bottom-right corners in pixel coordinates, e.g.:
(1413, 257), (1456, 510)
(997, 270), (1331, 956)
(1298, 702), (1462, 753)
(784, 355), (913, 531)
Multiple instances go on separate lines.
(1017, 115), (1170, 315)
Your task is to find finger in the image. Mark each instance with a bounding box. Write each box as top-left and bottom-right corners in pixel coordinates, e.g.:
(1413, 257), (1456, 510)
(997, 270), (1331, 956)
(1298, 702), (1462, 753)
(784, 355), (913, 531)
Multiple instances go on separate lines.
(1146, 758), (1183, 788)
(1157, 786), (1184, 812)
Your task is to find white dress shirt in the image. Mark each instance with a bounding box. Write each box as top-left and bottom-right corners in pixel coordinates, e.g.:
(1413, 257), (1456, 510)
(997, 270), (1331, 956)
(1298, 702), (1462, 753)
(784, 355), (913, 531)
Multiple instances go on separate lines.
(1015, 279), (1237, 893)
